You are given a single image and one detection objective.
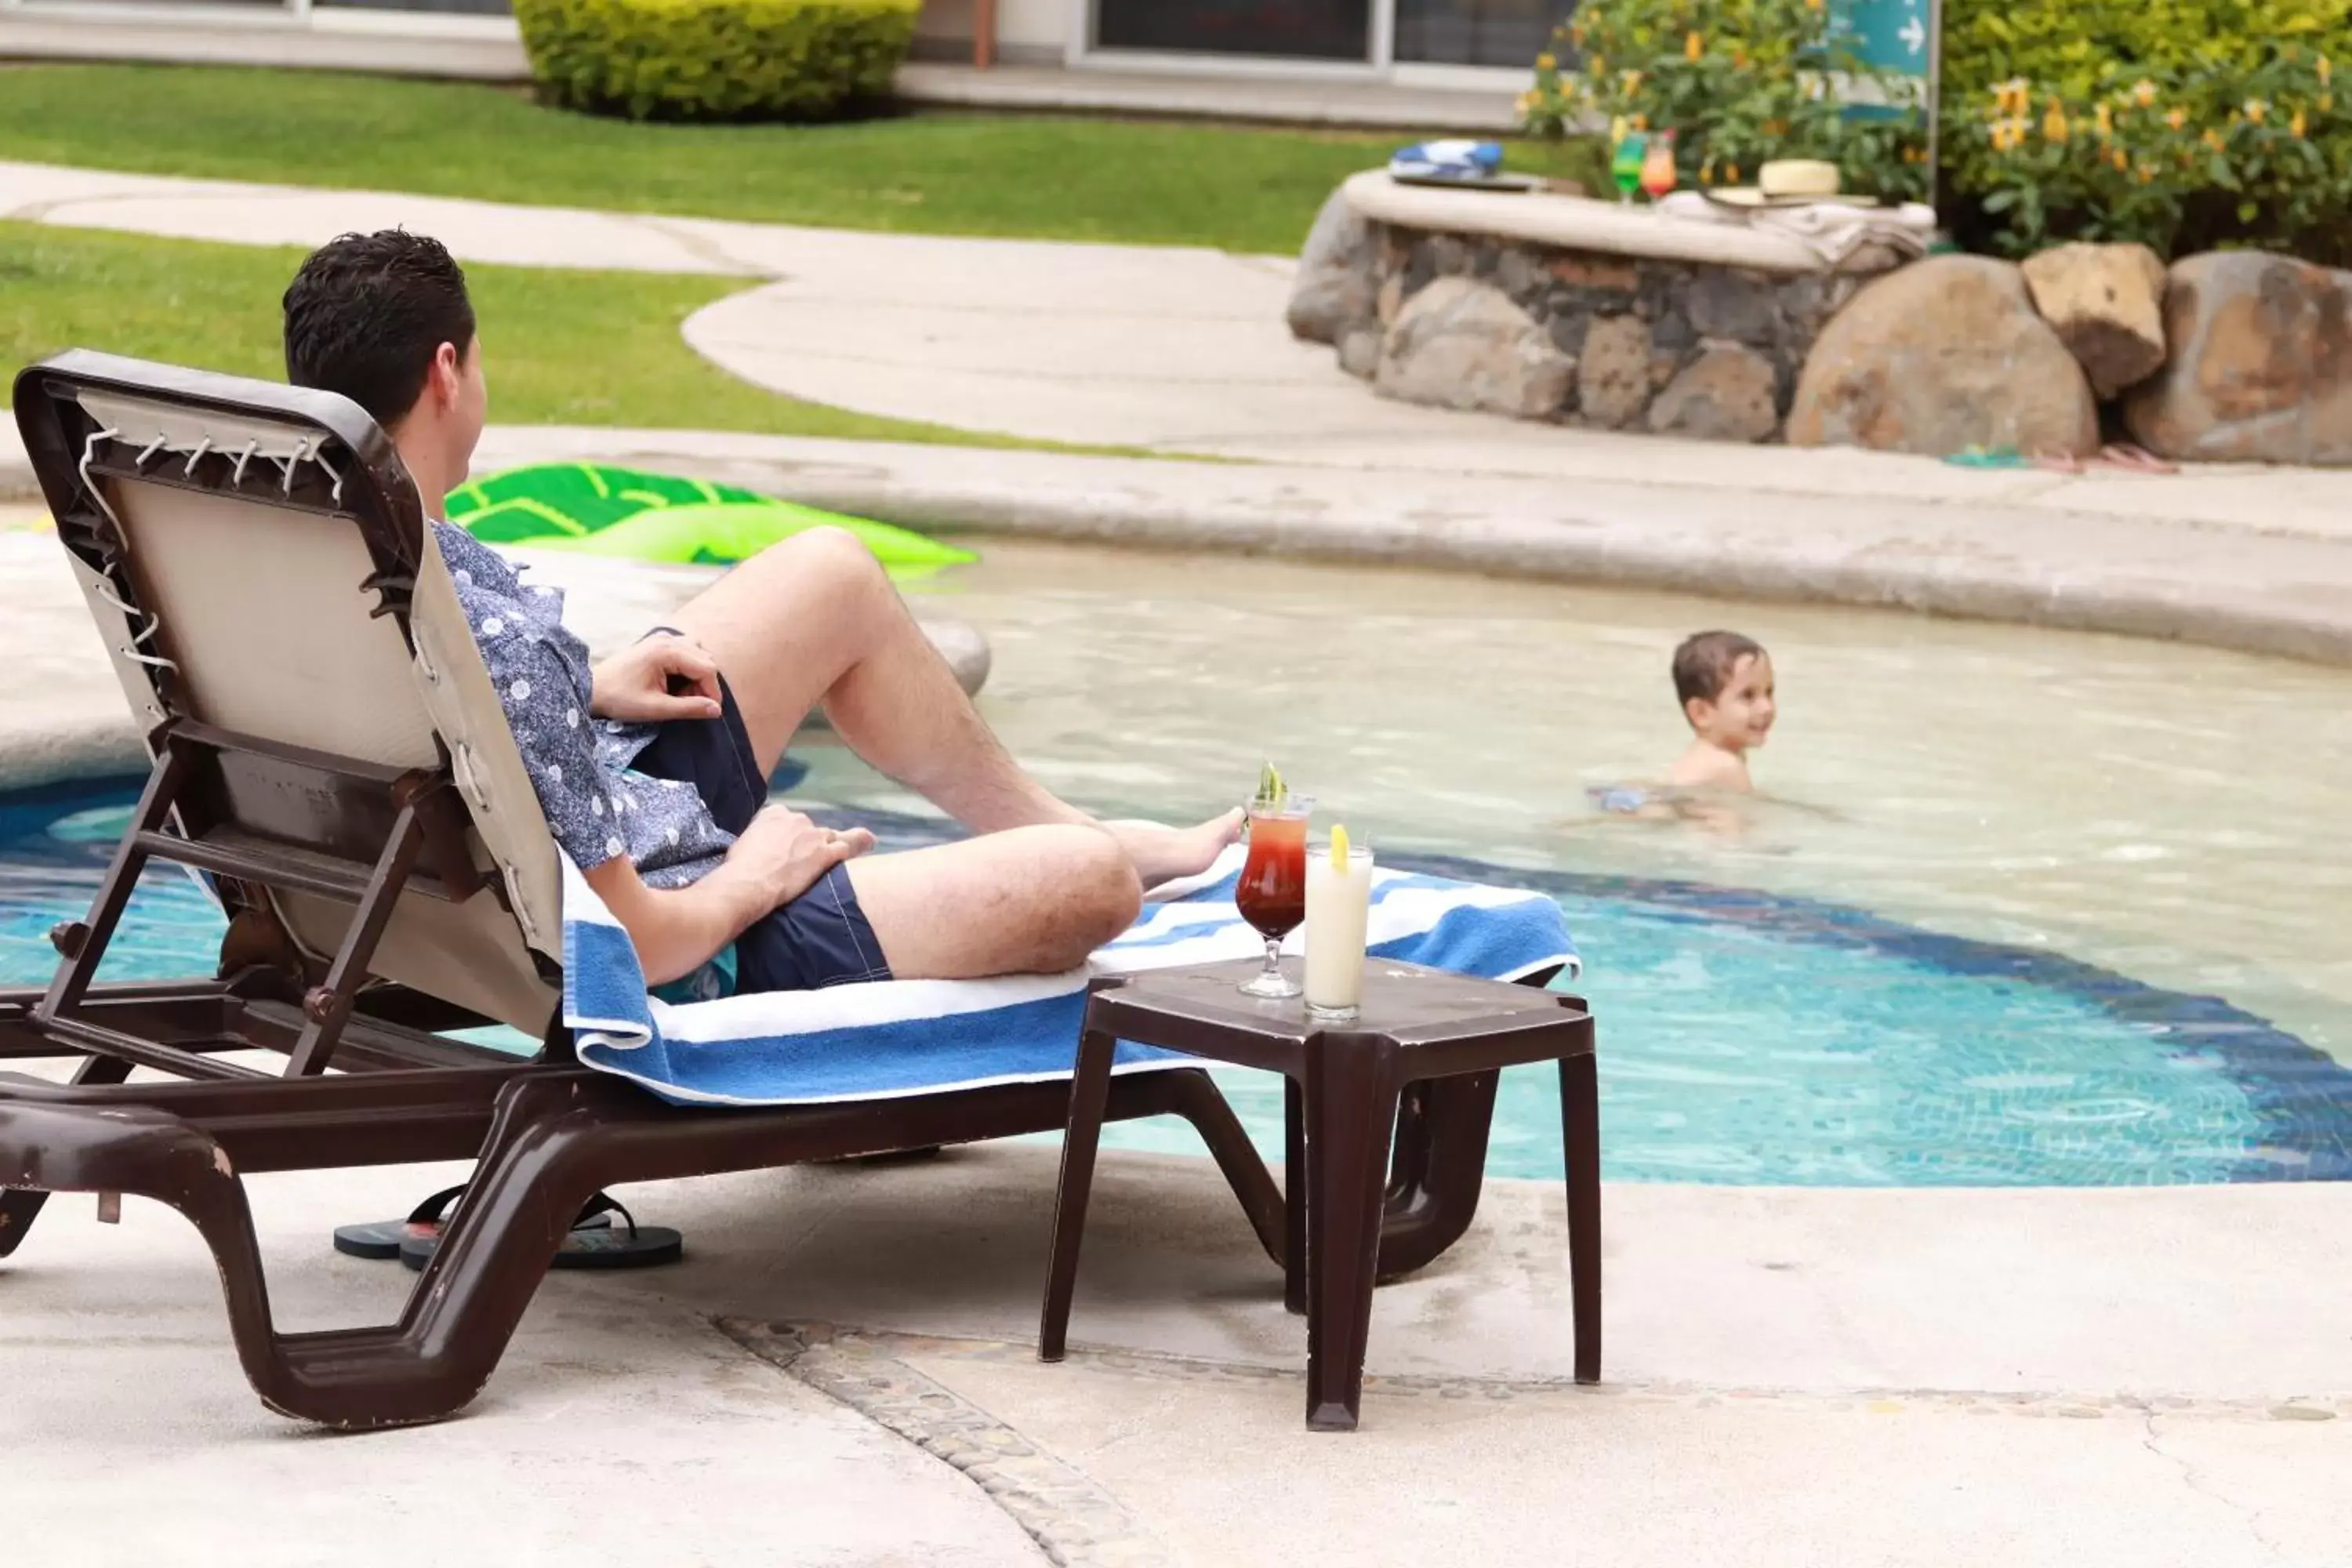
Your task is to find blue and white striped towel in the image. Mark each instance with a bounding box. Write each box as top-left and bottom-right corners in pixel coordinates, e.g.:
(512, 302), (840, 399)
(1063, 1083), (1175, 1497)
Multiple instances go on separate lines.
(562, 844), (1576, 1107)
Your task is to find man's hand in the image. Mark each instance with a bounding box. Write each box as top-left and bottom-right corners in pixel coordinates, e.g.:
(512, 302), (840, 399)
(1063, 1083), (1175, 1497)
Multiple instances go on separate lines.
(728, 806), (878, 910)
(590, 633), (724, 724)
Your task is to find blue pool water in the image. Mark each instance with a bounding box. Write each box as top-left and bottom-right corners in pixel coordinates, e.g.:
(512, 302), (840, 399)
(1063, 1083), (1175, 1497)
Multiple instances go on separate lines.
(5, 782), (2349, 1187)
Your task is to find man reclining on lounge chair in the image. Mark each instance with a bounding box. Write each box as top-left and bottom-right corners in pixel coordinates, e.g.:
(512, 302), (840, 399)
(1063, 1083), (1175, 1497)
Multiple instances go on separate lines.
(282, 230), (1240, 1001)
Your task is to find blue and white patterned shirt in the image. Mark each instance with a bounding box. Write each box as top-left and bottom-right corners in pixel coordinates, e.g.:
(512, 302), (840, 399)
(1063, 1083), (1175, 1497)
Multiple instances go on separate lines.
(434, 522), (738, 890)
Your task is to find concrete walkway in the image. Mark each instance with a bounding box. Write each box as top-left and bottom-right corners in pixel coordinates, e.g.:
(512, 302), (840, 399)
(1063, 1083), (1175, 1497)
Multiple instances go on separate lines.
(892, 61), (1524, 132)
(6, 1096), (2348, 1566)
(8, 158), (2352, 539)
(13, 158), (2352, 662)
(17, 419), (2352, 671)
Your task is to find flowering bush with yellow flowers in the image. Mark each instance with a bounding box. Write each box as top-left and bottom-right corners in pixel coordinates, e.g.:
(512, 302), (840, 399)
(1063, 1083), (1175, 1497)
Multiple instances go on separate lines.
(1519, 0), (1929, 201)
(1945, 0), (2351, 260)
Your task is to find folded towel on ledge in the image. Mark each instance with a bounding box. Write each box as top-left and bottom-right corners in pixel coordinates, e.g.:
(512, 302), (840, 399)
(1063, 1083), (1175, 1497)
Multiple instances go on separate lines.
(1652, 190), (1937, 266)
(562, 844), (1577, 1107)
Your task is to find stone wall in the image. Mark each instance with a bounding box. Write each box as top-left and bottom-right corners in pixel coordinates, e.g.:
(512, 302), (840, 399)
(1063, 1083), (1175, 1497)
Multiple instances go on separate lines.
(1293, 181), (2352, 464)
(1288, 187), (1897, 445)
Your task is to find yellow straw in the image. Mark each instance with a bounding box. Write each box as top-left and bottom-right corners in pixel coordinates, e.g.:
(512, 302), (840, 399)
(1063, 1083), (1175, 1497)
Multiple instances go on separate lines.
(1330, 823), (1350, 866)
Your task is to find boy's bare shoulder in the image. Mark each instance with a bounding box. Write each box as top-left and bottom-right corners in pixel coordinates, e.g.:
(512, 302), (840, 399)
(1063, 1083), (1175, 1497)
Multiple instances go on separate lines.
(1666, 742), (1751, 791)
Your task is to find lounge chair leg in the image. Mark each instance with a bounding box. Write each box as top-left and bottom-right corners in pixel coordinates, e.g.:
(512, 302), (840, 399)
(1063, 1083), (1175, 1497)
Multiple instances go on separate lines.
(284, 800), (428, 1076)
(1559, 1051), (1602, 1385)
(1039, 1027), (1116, 1362)
(1303, 1033), (1397, 1433)
(0, 1053), (133, 1258)
(1373, 1072), (1498, 1283)
(37, 747), (189, 1025)
(1141, 1067), (1284, 1269)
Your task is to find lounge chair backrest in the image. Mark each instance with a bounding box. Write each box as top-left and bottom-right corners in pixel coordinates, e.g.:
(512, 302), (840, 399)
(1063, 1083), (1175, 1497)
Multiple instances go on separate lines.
(13, 352), (562, 1035)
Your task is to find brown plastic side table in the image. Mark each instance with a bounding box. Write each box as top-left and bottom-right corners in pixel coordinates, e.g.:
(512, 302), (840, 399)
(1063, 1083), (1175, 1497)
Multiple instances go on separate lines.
(1038, 957), (1599, 1432)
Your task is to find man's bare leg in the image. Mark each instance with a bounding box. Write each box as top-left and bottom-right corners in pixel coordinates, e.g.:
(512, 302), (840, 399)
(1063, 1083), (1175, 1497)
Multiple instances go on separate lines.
(670, 528), (1238, 885)
(843, 827), (1142, 980)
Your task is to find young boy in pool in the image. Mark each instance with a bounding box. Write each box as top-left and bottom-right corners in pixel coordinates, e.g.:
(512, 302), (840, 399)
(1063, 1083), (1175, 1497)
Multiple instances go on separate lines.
(1666, 630), (1777, 791)
(1588, 630), (1776, 818)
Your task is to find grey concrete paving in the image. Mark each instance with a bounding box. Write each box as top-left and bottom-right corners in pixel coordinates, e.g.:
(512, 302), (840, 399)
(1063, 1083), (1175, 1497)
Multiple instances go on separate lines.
(0, 1149), (1044, 1568)
(892, 61), (1523, 132)
(0, 9), (531, 81)
(909, 1344), (2352, 1568)
(9, 156), (2352, 541)
(5, 1120), (2347, 1566)
(26, 413), (2352, 673)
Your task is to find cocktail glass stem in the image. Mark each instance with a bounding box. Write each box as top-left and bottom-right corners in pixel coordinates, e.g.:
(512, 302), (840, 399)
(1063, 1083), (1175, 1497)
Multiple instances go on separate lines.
(1240, 934), (1299, 998)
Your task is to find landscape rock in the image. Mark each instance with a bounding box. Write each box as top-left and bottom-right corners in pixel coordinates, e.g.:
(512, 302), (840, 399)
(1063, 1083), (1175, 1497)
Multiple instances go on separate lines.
(1647, 342), (1780, 442)
(1305, 219), (1890, 443)
(2020, 241), (2168, 397)
(2123, 251), (2352, 465)
(1786, 256), (2098, 458)
(1285, 187), (1377, 344)
(1576, 314), (1653, 429)
(1685, 270), (1781, 346)
(1374, 277), (1574, 419)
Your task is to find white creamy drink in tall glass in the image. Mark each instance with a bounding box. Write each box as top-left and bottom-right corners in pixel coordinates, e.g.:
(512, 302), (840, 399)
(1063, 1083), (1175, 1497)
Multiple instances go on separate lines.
(1304, 828), (1374, 1022)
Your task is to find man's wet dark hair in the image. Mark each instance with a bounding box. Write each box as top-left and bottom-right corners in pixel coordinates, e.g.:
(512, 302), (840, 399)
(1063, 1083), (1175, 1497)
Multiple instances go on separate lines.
(1671, 630), (1766, 710)
(282, 230), (474, 427)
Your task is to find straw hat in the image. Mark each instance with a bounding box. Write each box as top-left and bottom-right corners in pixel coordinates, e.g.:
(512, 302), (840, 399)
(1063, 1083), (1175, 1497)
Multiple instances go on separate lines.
(1704, 158), (1873, 209)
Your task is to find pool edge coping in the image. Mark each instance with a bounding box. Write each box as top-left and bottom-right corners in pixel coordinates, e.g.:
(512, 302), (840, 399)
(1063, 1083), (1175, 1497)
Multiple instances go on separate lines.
(10, 423), (2352, 793)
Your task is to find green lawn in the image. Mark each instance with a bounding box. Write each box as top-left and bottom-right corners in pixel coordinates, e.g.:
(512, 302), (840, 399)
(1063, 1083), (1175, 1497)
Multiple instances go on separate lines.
(0, 64), (1603, 255)
(0, 221), (1045, 445)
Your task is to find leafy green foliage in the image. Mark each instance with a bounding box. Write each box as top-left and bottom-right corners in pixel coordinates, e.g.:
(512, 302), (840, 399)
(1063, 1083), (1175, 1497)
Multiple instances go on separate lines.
(1519, 0), (1929, 201)
(1943, 0), (2347, 260)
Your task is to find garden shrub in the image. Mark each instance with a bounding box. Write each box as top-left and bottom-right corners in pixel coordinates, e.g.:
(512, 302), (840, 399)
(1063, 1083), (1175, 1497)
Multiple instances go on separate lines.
(1520, 0), (1931, 202)
(514, 0), (919, 122)
(1942, 0), (2347, 261)
(1525, 0), (2350, 262)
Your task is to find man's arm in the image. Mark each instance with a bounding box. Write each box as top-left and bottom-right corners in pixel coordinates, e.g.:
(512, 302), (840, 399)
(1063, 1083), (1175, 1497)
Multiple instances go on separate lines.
(583, 807), (877, 985)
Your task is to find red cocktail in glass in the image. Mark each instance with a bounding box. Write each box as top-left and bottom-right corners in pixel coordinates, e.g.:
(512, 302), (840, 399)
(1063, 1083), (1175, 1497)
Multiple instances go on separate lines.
(1236, 797), (1312, 998)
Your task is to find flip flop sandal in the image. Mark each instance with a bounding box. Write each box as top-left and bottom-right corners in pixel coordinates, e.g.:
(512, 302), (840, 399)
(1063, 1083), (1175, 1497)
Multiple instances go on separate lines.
(332, 1183), (612, 1261)
(2092, 442), (2179, 474)
(397, 1192), (683, 1272)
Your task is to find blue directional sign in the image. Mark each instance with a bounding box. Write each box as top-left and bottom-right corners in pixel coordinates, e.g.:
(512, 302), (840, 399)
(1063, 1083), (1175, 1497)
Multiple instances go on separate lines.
(1830, 0), (1933, 78)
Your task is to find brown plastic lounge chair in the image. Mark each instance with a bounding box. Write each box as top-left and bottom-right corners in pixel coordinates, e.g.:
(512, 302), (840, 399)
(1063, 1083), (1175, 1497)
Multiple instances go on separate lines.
(0, 352), (1528, 1428)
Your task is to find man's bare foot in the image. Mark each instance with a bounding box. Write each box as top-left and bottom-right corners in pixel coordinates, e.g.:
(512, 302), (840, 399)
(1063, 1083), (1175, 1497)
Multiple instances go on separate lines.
(1105, 810), (1244, 889)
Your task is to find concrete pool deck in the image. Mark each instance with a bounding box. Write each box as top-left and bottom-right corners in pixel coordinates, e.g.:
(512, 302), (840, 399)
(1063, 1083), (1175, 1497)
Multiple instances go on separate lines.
(10, 422), (2352, 674)
(9, 158), (2352, 664)
(4, 1071), (2349, 1566)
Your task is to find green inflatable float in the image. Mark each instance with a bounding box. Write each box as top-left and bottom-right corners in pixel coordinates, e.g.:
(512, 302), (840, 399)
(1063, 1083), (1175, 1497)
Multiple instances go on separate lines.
(445, 462), (975, 576)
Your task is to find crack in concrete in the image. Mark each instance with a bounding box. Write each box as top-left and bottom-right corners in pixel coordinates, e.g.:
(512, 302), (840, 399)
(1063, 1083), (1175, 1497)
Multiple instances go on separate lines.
(631, 215), (784, 280)
(2140, 1409), (2290, 1563)
(730, 1317), (2352, 1427)
(722, 1319), (1173, 1568)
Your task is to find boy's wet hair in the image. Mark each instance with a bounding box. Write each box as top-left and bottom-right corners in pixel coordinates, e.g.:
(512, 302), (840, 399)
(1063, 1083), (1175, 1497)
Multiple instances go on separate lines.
(1672, 630), (1766, 710)
(283, 229), (474, 427)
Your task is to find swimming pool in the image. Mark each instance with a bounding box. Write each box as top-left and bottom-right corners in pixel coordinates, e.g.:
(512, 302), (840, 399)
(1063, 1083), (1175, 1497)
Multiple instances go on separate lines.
(9, 525), (2350, 1186)
(7, 780), (2347, 1187)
